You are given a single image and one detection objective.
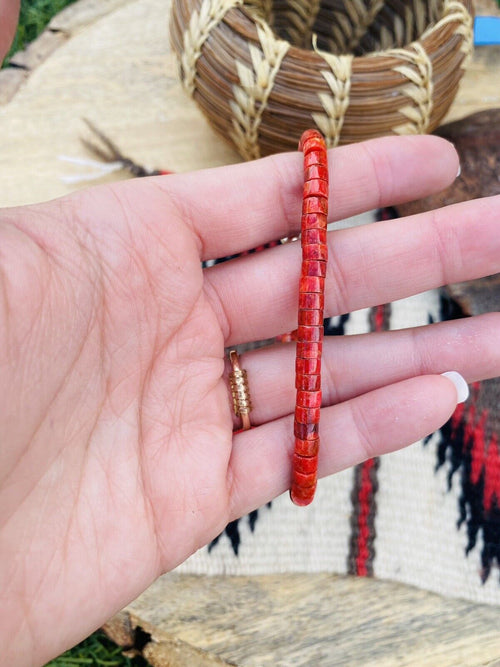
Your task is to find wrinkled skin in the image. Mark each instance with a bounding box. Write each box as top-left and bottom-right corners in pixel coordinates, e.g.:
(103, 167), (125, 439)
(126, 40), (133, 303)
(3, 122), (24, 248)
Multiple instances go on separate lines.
(1, 135), (500, 666)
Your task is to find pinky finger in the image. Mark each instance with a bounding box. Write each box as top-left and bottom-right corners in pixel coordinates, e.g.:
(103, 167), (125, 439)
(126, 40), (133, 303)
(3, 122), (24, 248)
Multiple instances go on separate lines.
(227, 373), (465, 520)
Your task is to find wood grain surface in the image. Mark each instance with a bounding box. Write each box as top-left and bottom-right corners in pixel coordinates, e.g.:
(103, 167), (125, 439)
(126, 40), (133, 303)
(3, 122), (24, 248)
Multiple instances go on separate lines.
(104, 573), (500, 666)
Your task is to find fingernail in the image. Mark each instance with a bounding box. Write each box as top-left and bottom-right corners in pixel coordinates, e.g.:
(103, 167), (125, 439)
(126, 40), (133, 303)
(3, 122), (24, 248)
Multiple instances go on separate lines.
(456, 163), (461, 178)
(441, 371), (469, 404)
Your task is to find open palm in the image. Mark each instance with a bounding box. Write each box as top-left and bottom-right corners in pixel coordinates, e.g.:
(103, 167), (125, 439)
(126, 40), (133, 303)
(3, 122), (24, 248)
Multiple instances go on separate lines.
(2, 136), (500, 666)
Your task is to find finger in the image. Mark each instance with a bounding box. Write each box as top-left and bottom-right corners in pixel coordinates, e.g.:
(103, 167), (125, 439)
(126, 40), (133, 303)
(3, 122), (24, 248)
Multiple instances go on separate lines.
(228, 374), (459, 518)
(205, 195), (500, 345)
(0, 0), (20, 63)
(158, 135), (458, 259)
(230, 313), (500, 427)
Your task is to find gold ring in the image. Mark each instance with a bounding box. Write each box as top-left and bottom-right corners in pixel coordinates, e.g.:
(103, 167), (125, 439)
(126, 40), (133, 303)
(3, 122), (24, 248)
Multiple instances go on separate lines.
(228, 350), (252, 431)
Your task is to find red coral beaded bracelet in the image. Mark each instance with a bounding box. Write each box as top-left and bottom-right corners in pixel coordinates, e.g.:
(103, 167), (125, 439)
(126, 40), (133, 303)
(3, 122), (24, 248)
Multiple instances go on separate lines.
(291, 129), (329, 506)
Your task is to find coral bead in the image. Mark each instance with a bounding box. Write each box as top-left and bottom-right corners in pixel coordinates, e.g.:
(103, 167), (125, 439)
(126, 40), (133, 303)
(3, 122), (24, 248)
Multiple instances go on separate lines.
(293, 453), (319, 475)
(298, 309), (323, 326)
(301, 228), (327, 246)
(302, 196), (328, 216)
(294, 421), (319, 439)
(298, 292), (324, 310)
(295, 357), (321, 375)
(294, 407), (321, 425)
(294, 436), (320, 457)
(301, 212), (327, 231)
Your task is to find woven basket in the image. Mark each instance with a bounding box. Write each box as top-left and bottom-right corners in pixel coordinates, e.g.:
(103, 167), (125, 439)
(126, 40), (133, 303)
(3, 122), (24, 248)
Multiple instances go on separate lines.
(170, 0), (473, 159)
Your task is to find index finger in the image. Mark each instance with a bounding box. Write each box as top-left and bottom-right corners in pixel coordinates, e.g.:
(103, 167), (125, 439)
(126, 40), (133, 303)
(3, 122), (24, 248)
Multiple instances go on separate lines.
(158, 135), (459, 260)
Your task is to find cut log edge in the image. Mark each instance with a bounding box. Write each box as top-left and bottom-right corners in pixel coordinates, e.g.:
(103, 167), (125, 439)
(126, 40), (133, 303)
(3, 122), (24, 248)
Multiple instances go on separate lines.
(103, 609), (232, 667)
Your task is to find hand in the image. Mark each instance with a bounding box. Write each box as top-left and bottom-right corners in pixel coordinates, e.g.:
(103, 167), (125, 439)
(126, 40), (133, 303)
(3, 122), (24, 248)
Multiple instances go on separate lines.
(1, 135), (499, 665)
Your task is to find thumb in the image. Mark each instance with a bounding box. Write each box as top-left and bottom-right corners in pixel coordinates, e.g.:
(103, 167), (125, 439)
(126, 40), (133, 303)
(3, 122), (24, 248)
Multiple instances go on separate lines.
(0, 0), (20, 64)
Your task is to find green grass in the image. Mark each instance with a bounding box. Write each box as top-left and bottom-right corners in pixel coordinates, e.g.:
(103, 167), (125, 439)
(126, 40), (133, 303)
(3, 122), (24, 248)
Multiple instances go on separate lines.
(45, 631), (148, 667)
(3, 0), (79, 65)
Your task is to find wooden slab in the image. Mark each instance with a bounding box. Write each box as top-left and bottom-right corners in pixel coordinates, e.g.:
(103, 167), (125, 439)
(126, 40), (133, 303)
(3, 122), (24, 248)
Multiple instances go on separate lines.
(104, 573), (500, 666)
